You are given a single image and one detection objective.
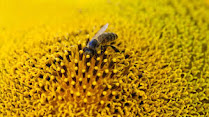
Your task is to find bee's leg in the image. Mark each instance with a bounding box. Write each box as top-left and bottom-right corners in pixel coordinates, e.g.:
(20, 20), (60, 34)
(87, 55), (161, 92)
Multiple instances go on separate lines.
(101, 45), (120, 54)
(104, 45), (120, 53)
(94, 49), (99, 59)
(108, 45), (120, 52)
(101, 46), (107, 54)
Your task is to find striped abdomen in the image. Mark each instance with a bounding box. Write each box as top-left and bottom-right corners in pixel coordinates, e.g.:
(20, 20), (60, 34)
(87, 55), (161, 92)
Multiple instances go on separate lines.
(97, 32), (118, 44)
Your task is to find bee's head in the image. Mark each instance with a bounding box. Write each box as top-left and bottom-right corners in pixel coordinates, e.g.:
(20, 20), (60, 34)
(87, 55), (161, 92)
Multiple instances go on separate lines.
(83, 47), (94, 57)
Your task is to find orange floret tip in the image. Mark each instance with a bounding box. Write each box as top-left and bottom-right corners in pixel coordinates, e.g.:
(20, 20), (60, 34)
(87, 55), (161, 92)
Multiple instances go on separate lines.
(58, 96), (63, 101)
(107, 85), (112, 89)
(75, 92), (80, 97)
(92, 81), (97, 86)
(102, 91), (107, 96)
(79, 50), (83, 54)
(83, 98), (87, 103)
(100, 100), (105, 105)
(104, 51), (108, 55)
(112, 58), (117, 62)
(87, 62), (91, 66)
(112, 91), (117, 96)
(60, 62), (64, 66)
(96, 57), (100, 61)
(82, 69), (85, 73)
(64, 78), (68, 82)
(97, 73), (101, 77)
(97, 50), (101, 55)
(87, 92), (91, 97)
(77, 40), (81, 45)
(113, 69), (118, 73)
(74, 67), (78, 70)
(71, 81), (76, 85)
(86, 55), (90, 59)
(61, 69), (65, 73)
(57, 67), (61, 71)
(74, 59), (78, 63)
(105, 69), (109, 73)
(103, 59), (108, 62)
(83, 85), (87, 89)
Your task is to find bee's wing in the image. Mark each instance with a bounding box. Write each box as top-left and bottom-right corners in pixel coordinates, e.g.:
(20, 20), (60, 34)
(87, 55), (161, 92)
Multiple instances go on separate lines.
(92, 23), (109, 39)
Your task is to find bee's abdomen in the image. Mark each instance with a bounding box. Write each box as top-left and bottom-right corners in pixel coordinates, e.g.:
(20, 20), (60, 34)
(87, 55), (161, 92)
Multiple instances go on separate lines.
(98, 32), (118, 44)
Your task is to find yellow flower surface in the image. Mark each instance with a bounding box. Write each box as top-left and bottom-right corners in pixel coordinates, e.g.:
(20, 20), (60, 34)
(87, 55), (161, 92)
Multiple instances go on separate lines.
(0, 0), (209, 116)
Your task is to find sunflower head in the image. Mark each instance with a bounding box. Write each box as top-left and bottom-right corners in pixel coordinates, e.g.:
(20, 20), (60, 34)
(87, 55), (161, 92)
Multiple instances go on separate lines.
(0, 26), (146, 116)
(1, 0), (209, 116)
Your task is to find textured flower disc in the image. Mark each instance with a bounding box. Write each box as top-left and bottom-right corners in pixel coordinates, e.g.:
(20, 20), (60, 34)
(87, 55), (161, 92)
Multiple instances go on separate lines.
(1, 0), (209, 116)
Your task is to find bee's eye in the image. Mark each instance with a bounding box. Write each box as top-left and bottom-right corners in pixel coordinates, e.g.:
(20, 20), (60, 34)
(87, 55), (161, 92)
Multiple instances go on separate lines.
(89, 39), (98, 48)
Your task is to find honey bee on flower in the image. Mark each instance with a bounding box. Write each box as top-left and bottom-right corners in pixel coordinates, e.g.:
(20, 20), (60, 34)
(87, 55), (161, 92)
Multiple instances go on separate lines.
(83, 23), (120, 57)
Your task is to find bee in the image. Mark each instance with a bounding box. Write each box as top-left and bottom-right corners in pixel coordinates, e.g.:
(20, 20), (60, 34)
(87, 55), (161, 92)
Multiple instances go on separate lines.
(83, 23), (119, 56)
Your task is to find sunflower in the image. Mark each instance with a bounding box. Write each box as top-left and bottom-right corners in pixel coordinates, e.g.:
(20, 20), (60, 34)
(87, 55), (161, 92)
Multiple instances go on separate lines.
(0, 0), (209, 116)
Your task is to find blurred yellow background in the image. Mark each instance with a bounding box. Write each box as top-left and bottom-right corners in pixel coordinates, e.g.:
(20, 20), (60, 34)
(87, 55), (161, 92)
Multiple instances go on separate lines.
(0, 0), (118, 51)
(0, 0), (96, 29)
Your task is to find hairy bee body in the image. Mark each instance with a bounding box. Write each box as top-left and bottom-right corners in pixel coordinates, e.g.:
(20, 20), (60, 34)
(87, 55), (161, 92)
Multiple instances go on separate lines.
(97, 32), (118, 44)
